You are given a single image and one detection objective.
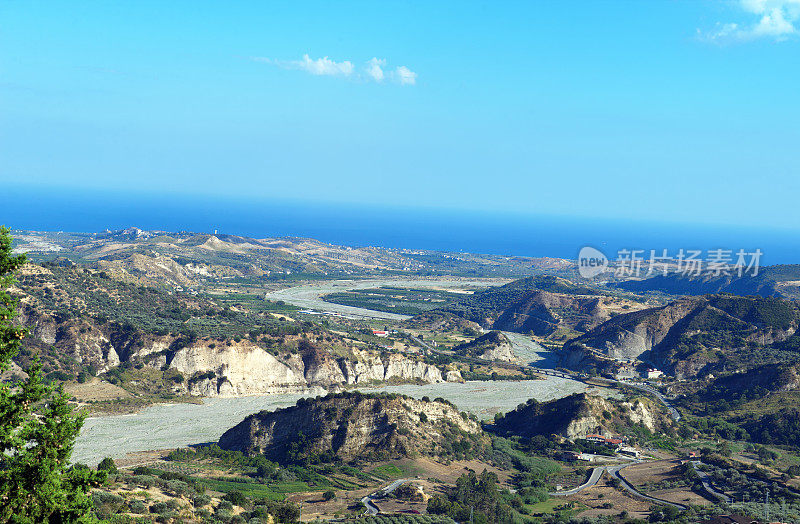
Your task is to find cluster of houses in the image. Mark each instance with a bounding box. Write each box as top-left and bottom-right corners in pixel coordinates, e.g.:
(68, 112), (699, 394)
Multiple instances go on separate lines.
(371, 329), (399, 338)
(613, 362), (665, 380)
(561, 433), (641, 462)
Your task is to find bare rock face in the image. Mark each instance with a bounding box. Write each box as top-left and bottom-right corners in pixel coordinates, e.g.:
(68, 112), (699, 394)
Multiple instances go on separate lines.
(218, 392), (487, 462)
(491, 392), (673, 440)
(563, 294), (800, 378)
(15, 304), (57, 345)
(168, 342), (457, 397)
(171, 342), (305, 396)
(15, 305), (122, 373)
(453, 331), (516, 363)
(446, 369), (464, 382)
(14, 298), (457, 397)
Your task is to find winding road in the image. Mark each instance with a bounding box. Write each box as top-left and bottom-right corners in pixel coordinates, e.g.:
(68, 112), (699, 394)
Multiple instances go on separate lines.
(361, 478), (413, 515)
(690, 461), (732, 503)
(617, 381), (681, 422)
(552, 459), (688, 510)
(271, 279), (694, 513)
(551, 464), (610, 496)
(612, 465), (688, 510)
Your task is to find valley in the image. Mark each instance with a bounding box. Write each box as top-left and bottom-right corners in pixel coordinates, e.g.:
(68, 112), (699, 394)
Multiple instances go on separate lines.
(7, 228), (800, 523)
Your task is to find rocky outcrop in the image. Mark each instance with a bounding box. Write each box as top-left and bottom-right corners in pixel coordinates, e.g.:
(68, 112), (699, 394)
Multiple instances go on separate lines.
(490, 393), (673, 440)
(168, 342), (459, 397)
(563, 295), (800, 377)
(171, 343), (305, 396)
(15, 304), (122, 373)
(453, 331), (516, 363)
(14, 295), (458, 396)
(701, 363), (800, 401)
(218, 392), (487, 462)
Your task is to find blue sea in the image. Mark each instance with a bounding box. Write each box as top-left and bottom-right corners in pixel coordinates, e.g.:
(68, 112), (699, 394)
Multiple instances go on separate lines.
(3, 186), (799, 265)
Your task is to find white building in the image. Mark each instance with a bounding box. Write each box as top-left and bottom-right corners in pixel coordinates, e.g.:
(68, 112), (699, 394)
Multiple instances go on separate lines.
(646, 368), (664, 379)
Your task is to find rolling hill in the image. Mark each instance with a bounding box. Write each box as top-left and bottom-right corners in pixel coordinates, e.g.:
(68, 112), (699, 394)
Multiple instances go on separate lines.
(412, 276), (646, 337)
(489, 392), (674, 440)
(562, 294), (800, 378)
(218, 392), (488, 463)
(612, 265), (800, 300)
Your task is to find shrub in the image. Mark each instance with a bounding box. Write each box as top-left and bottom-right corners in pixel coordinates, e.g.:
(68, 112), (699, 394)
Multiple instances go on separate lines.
(129, 499), (148, 514)
(224, 489), (248, 507)
(97, 457), (118, 474)
(193, 494), (211, 507)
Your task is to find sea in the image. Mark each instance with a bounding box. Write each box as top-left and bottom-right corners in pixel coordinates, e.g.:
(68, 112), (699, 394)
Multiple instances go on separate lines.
(3, 185), (799, 265)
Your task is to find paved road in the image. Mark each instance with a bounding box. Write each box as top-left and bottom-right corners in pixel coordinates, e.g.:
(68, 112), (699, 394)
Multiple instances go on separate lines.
(690, 461), (732, 503)
(617, 380), (681, 421)
(551, 456), (687, 510)
(361, 478), (413, 515)
(551, 465), (609, 496)
(612, 464), (688, 510)
(551, 455), (639, 496)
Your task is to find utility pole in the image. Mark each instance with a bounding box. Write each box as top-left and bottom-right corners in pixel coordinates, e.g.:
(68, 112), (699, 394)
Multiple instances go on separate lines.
(765, 491), (769, 523)
(469, 506), (473, 524)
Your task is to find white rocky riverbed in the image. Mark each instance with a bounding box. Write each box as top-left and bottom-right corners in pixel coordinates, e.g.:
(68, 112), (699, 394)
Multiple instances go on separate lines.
(72, 376), (613, 466)
(74, 278), (606, 465)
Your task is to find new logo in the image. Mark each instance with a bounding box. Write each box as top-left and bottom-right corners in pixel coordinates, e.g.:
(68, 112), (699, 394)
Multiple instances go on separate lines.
(577, 246), (609, 279)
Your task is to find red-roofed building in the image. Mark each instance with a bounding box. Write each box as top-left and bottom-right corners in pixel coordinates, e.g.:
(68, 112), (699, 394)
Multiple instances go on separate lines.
(585, 434), (625, 446)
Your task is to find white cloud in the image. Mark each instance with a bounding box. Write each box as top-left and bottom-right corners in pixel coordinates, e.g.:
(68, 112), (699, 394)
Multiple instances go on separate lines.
(252, 54), (416, 85)
(253, 54), (354, 77)
(365, 57), (385, 82)
(751, 6), (796, 36)
(297, 54), (354, 76)
(701, 0), (800, 42)
(392, 66), (417, 85)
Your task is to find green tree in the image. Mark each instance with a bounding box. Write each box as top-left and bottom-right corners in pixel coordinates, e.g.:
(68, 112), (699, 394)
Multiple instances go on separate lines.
(0, 226), (104, 523)
(97, 457), (118, 474)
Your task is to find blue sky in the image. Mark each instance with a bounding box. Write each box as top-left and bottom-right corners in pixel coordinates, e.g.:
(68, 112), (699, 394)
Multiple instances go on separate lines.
(1, 1), (799, 229)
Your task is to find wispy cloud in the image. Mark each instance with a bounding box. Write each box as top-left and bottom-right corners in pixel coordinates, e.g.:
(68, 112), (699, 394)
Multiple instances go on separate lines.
(252, 54), (417, 85)
(393, 66), (417, 85)
(700, 0), (800, 42)
(253, 54), (354, 77)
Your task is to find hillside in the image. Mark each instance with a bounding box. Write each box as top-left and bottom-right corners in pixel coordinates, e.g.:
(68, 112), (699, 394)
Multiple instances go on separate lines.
(8, 262), (462, 404)
(562, 294), (800, 378)
(12, 228), (573, 288)
(452, 331), (516, 362)
(612, 266), (800, 300)
(490, 392), (674, 440)
(677, 362), (800, 446)
(413, 276), (646, 337)
(218, 392), (488, 463)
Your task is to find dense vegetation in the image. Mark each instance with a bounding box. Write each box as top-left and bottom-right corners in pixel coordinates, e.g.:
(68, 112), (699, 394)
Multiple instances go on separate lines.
(0, 227), (104, 522)
(322, 286), (466, 316)
(427, 470), (514, 524)
(435, 276), (601, 326)
(16, 263), (307, 339)
(614, 266), (800, 299)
